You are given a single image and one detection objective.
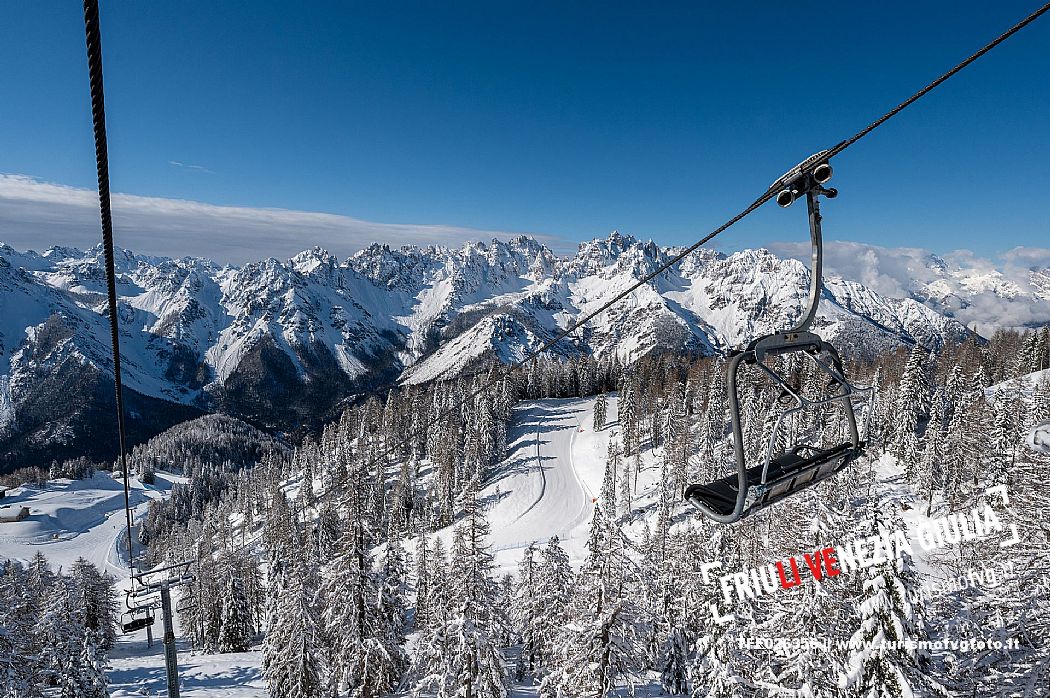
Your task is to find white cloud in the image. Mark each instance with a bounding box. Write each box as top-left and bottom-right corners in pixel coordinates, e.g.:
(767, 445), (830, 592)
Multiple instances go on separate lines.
(767, 239), (1050, 333)
(168, 160), (214, 174)
(0, 174), (572, 264)
(1001, 245), (1050, 278)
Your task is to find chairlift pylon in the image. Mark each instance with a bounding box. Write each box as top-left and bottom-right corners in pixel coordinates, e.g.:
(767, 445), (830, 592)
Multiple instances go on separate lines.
(684, 153), (873, 524)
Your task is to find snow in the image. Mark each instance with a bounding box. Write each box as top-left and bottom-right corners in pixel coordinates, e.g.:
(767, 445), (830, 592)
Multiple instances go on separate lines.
(868, 453), (940, 576)
(394, 396), (620, 577)
(0, 469), (269, 696)
(108, 643), (266, 697)
(1027, 421), (1050, 454)
(0, 234), (969, 424)
(6, 387), (1019, 694)
(0, 471), (165, 574)
(478, 397), (608, 567)
(985, 368), (1050, 402)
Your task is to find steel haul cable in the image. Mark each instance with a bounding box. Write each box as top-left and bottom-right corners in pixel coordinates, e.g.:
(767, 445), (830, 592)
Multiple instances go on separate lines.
(82, 0), (137, 580)
(361, 1), (1050, 471)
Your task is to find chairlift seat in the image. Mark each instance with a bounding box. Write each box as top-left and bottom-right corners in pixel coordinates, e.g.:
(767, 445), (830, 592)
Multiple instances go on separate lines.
(121, 616), (154, 633)
(685, 441), (860, 517)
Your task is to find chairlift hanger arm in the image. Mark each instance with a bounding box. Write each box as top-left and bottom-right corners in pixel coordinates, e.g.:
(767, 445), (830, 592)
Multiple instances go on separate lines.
(685, 164), (875, 523)
(132, 574), (195, 596)
(770, 156), (837, 335)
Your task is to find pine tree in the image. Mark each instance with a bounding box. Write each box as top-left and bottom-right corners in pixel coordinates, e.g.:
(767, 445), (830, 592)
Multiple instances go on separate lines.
(660, 625), (691, 695)
(74, 633), (110, 698)
(415, 529), (432, 631)
(620, 370), (639, 455)
(689, 627), (742, 698)
(217, 561), (254, 653)
(542, 508), (639, 698)
(380, 539), (411, 647)
(839, 508), (947, 698)
(414, 609), (509, 698)
(425, 535), (452, 635)
(599, 440), (620, 519)
(534, 535), (573, 673)
(593, 392), (608, 432)
(989, 388), (1015, 486)
(415, 488), (507, 698)
(315, 497), (343, 559)
(512, 543), (542, 679)
(0, 561), (43, 696)
(37, 576), (96, 693)
(263, 561), (324, 698)
(68, 558), (117, 652)
(618, 454), (633, 520)
(892, 346), (931, 475)
(448, 485), (503, 632)
(319, 472), (406, 697)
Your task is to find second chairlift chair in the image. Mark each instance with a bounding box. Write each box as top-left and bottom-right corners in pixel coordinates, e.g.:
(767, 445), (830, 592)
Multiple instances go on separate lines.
(121, 590), (157, 634)
(685, 152), (872, 524)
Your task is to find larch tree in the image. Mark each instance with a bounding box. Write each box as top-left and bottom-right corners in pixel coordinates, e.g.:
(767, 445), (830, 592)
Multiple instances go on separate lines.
(263, 559), (324, 698)
(414, 487), (507, 698)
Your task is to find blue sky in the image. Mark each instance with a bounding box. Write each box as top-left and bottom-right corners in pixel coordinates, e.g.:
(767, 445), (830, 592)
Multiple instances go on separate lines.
(0, 1), (1048, 262)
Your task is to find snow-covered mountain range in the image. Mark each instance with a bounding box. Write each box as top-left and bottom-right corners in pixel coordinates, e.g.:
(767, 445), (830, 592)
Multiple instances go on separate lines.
(0, 232), (971, 469)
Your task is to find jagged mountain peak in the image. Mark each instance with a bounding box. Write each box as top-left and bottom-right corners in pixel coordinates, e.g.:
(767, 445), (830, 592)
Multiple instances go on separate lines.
(0, 236), (974, 468)
(290, 246), (339, 273)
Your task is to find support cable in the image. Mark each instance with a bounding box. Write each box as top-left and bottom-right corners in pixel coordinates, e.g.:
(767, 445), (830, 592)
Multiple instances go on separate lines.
(365, 1), (1050, 468)
(82, 0), (137, 580)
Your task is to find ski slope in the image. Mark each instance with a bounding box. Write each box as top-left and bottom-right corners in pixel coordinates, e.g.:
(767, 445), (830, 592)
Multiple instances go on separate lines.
(475, 396), (618, 572)
(405, 395), (627, 577)
(0, 471), (169, 574)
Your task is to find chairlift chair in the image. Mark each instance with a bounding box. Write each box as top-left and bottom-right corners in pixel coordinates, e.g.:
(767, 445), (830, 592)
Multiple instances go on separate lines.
(684, 153), (873, 524)
(120, 607), (156, 634)
(120, 589), (159, 634)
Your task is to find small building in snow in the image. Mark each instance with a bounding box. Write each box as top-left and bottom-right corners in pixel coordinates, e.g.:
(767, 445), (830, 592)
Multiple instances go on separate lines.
(0, 506), (30, 523)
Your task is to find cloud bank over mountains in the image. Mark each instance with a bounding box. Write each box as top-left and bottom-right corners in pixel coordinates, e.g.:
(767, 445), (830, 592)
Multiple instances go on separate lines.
(0, 174), (571, 264)
(2, 173), (1047, 332)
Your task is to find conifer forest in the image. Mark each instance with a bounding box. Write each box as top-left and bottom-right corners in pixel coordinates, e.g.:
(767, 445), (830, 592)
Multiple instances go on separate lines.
(4, 327), (1048, 696)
